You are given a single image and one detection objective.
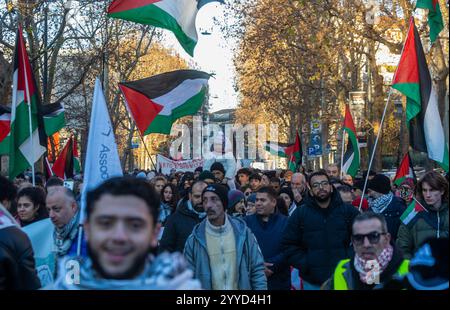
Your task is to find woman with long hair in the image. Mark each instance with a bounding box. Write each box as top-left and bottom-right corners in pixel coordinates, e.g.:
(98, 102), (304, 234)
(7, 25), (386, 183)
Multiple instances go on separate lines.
(397, 171), (449, 259)
(16, 187), (48, 227)
(159, 184), (179, 226)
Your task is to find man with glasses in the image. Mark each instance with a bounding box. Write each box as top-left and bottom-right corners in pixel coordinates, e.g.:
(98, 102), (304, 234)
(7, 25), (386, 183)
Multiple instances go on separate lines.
(322, 212), (409, 290)
(282, 170), (359, 290)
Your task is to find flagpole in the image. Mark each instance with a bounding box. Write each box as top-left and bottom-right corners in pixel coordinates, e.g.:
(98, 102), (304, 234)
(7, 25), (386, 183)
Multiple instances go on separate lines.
(20, 28), (36, 186)
(340, 127), (346, 179)
(138, 133), (156, 170)
(358, 89), (393, 211)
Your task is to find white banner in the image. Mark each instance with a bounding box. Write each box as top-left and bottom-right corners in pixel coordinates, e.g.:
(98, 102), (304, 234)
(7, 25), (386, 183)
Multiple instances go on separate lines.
(157, 154), (204, 175)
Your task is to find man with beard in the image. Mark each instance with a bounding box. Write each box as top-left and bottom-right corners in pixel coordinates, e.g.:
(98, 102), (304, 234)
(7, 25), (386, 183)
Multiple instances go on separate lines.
(282, 170), (359, 289)
(184, 184), (266, 290)
(290, 173), (308, 207)
(322, 212), (409, 290)
(48, 177), (200, 289)
(159, 181), (208, 253)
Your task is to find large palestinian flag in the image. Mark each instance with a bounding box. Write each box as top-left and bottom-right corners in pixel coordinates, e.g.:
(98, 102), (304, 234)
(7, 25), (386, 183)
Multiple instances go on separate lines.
(393, 152), (417, 186)
(392, 17), (448, 172)
(8, 26), (47, 179)
(107, 0), (223, 56)
(342, 104), (360, 177)
(119, 70), (210, 135)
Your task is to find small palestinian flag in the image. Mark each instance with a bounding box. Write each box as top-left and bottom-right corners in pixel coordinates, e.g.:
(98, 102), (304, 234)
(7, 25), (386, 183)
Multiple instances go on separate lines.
(41, 102), (65, 137)
(119, 70), (210, 135)
(107, 0), (224, 56)
(265, 141), (291, 158)
(52, 136), (74, 180)
(416, 0), (444, 44)
(0, 106), (11, 154)
(392, 17), (449, 171)
(393, 152), (417, 186)
(342, 104), (360, 177)
(400, 198), (427, 225)
(286, 131), (302, 172)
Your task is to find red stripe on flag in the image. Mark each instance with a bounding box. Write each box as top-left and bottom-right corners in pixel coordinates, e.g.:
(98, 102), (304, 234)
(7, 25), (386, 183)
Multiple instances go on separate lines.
(0, 120), (10, 142)
(119, 84), (163, 136)
(392, 18), (419, 85)
(52, 137), (72, 179)
(17, 26), (36, 101)
(107, 0), (162, 13)
(344, 105), (357, 133)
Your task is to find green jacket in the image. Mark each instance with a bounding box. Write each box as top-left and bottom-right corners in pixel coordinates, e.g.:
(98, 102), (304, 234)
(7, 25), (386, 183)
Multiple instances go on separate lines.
(396, 202), (449, 259)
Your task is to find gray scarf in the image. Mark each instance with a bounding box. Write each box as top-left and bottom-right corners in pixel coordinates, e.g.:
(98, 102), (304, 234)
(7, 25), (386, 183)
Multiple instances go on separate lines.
(48, 252), (201, 290)
(54, 211), (80, 257)
(370, 192), (393, 214)
(187, 200), (206, 219)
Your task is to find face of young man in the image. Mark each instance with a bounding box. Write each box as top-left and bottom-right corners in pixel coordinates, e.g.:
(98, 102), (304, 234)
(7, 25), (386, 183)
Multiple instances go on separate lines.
(255, 192), (276, 220)
(17, 196), (38, 222)
(84, 194), (158, 280)
(326, 166), (340, 178)
(309, 175), (333, 204)
(250, 178), (261, 191)
(212, 170), (225, 182)
(238, 173), (249, 186)
(421, 182), (444, 209)
(203, 191), (225, 226)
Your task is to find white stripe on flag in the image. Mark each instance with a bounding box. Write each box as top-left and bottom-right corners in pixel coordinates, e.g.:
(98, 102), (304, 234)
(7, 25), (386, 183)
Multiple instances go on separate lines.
(19, 129), (46, 165)
(154, 0), (199, 41)
(424, 87), (446, 163)
(342, 152), (354, 175)
(152, 78), (208, 116)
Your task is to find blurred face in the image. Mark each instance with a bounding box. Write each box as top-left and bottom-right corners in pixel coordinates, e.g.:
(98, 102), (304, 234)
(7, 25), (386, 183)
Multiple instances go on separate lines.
(203, 192), (225, 226)
(284, 171), (293, 182)
(171, 178), (178, 187)
(291, 174), (306, 192)
(234, 199), (245, 214)
(279, 193), (292, 209)
(339, 190), (353, 204)
(85, 194), (158, 280)
(342, 175), (353, 186)
(245, 201), (256, 215)
(326, 166), (339, 178)
(367, 189), (383, 200)
(163, 186), (173, 203)
(154, 180), (165, 193)
(238, 173), (249, 186)
(212, 170), (224, 182)
(395, 184), (414, 203)
(352, 219), (390, 261)
(271, 182), (280, 193)
(17, 196), (39, 222)
(309, 175), (332, 203)
(261, 175), (270, 187)
(204, 178), (215, 185)
(255, 192), (276, 218)
(250, 178), (261, 191)
(46, 190), (77, 229)
(421, 182), (444, 209)
(190, 183), (207, 211)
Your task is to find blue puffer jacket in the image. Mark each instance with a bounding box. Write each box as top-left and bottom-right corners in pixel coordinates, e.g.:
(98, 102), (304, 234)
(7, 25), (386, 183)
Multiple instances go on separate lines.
(183, 215), (267, 290)
(281, 192), (360, 286)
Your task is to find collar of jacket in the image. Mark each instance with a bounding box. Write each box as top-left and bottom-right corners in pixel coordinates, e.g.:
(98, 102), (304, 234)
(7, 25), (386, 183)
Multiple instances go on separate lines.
(307, 190), (343, 211)
(255, 211), (279, 225)
(191, 214), (248, 264)
(422, 201), (448, 213)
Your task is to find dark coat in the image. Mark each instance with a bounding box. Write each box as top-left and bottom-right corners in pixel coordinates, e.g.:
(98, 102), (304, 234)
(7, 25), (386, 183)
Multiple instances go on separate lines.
(159, 198), (203, 253)
(0, 226), (41, 290)
(369, 196), (406, 241)
(281, 191), (360, 285)
(244, 212), (290, 290)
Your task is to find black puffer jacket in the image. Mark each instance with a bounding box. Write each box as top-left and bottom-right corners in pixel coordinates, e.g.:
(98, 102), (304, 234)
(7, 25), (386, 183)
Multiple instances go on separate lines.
(281, 191), (360, 285)
(159, 198), (204, 253)
(0, 226), (41, 290)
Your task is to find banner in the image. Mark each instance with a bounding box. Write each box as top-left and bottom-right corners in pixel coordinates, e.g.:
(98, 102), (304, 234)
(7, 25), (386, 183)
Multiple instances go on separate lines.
(157, 154), (204, 175)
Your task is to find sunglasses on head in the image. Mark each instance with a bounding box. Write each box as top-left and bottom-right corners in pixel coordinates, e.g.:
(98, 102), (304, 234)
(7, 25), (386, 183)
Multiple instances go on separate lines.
(351, 231), (386, 245)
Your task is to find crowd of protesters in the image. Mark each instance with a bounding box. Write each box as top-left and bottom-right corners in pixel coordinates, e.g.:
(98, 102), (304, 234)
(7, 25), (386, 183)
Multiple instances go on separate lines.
(0, 162), (448, 290)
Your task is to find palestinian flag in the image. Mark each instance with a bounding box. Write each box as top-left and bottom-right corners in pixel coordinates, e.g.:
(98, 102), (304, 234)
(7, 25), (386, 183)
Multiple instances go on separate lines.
(107, 0), (223, 56)
(52, 136), (74, 180)
(265, 141), (291, 158)
(286, 131), (302, 172)
(400, 199), (427, 225)
(119, 70), (210, 135)
(393, 152), (417, 186)
(0, 106), (11, 154)
(8, 26), (47, 179)
(392, 17), (449, 171)
(342, 105), (360, 177)
(73, 135), (81, 174)
(416, 0), (444, 44)
(41, 102), (65, 136)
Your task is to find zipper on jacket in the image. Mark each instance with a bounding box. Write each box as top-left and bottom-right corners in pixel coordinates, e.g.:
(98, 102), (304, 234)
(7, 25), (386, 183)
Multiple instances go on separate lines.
(437, 210), (440, 238)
